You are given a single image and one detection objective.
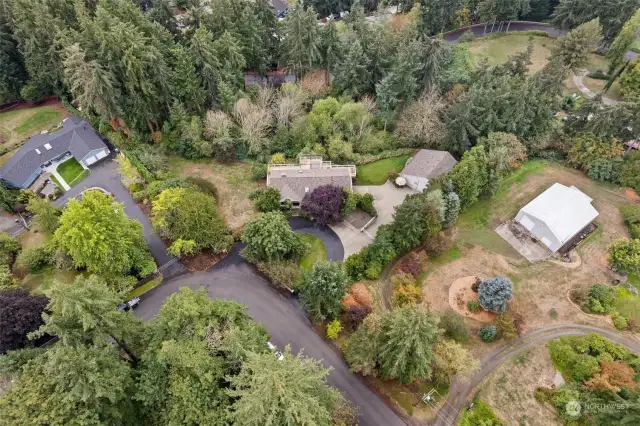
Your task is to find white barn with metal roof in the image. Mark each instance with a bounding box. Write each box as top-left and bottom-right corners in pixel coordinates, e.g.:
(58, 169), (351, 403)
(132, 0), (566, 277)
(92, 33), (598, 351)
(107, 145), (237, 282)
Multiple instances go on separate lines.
(515, 183), (599, 253)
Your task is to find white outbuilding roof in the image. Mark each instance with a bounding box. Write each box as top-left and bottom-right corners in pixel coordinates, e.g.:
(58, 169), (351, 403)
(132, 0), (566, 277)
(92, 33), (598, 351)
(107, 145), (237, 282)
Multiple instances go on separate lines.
(518, 183), (599, 245)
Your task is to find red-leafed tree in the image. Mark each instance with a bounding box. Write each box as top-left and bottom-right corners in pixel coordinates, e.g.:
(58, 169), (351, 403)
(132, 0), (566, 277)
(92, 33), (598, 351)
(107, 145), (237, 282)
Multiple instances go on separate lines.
(301, 185), (345, 225)
(0, 288), (48, 353)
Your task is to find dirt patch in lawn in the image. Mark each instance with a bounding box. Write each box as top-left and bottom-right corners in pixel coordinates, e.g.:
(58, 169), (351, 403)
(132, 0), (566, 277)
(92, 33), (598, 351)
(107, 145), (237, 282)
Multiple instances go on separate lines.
(167, 157), (263, 231)
(448, 276), (496, 323)
(481, 345), (559, 426)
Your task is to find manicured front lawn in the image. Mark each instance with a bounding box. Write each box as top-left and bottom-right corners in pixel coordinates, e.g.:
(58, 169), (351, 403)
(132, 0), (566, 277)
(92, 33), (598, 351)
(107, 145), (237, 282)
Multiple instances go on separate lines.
(298, 233), (327, 270)
(56, 157), (85, 185)
(355, 155), (410, 185)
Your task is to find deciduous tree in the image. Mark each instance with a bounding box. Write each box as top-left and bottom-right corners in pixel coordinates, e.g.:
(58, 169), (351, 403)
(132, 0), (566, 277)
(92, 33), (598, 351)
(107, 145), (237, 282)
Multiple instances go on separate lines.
(301, 185), (345, 225)
(54, 191), (156, 278)
(0, 288), (48, 353)
(609, 238), (640, 274)
(151, 187), (233, 255)
(26, 197), (61, 234)
(432, 339), (479, 383)
(395, 90), (447, 148)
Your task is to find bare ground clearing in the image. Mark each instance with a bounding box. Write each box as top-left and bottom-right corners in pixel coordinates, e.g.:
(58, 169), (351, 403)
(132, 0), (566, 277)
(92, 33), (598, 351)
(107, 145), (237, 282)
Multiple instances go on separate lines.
(167, 157), (263, 231)
(480, 345), (560, 426)
(422, 161), (635, 331)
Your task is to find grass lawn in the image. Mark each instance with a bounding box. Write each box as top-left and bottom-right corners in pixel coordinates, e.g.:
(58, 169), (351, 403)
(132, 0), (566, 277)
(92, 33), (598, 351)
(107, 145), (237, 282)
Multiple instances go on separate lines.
(355, 155), (410, 185)
(466, 34), (617, 98)
(298, 233), (327, 270)
(14, 107), (63, 135)
(127, 275), (163, 298)
(21, 267), (80, 294)
(0, 106), (64, 151)
(466, 34), (554, 74)
(56, 157), (85, 185)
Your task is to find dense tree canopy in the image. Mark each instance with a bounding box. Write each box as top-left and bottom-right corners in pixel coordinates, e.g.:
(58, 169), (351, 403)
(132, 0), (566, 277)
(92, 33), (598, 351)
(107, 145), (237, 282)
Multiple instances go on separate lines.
(54, 191), (156, 280)
(227, 346), (342, 426)
(344, 306), (443, 384)
(151, 187), (233, 256)
(0, 284), (351, 426)
(299, 260), (349, 322)
(552, 0), (639, 42)
(242, 212), (306, 262)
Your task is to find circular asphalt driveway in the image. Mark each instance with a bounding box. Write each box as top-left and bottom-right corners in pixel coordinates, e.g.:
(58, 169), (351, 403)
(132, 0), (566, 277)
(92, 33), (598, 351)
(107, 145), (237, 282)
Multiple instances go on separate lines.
(134, 219), (404, 426)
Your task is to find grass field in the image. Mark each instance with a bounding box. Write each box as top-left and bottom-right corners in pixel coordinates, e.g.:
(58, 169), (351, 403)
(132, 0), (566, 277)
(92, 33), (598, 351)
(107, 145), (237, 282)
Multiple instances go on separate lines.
(56, 157), (86, 185)
(355, 155), (410, 185)
(0, 105), (65, 165)
(298, 233), (327, 270)
(465, 34), (618, 99)
(14, 107), (63, 134)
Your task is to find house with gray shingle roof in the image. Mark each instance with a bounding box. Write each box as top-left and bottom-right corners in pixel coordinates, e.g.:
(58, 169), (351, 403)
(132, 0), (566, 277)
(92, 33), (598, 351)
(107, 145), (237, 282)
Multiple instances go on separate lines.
(267, 156), (355, 206)
(0, 116), (110, 189)
(400, 149), (457, 192)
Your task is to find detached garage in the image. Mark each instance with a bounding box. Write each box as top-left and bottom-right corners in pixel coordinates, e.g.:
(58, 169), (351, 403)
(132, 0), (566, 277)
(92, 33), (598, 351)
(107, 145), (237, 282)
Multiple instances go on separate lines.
(515, 183), (599, 253)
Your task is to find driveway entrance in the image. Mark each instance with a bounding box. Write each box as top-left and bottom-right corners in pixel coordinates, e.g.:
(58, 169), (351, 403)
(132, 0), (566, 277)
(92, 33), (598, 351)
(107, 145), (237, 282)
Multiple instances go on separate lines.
(330, 182), (415, 258)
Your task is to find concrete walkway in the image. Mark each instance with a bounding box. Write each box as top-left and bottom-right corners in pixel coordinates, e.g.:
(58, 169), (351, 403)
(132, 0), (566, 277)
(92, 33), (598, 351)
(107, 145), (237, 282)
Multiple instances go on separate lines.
(572, 69), (618, 105)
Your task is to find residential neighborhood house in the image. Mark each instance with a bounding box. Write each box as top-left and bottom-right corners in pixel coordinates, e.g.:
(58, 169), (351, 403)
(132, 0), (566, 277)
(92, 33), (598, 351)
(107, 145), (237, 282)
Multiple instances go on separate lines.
(267, 156), (356, 207)
(514, 183), (599, 253)
(399, 149), (458, 192)
(0, 116), (110, 189)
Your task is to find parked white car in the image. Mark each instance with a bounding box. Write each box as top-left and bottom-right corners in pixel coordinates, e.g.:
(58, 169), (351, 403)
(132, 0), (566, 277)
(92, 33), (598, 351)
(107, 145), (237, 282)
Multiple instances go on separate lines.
(267, 341), (284, 361)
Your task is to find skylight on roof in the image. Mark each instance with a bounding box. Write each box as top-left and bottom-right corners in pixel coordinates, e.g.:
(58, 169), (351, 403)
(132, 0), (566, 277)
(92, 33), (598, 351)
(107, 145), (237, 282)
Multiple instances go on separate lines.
(44, 143), (52, 150)
(35, 149), (41, 154)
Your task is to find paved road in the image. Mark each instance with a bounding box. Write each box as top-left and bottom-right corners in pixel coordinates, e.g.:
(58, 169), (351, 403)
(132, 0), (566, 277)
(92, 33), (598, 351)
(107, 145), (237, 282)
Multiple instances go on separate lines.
(135, 243), (406, 426)
(54, 158), (176, 270)
(435, 324), (640, 426)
